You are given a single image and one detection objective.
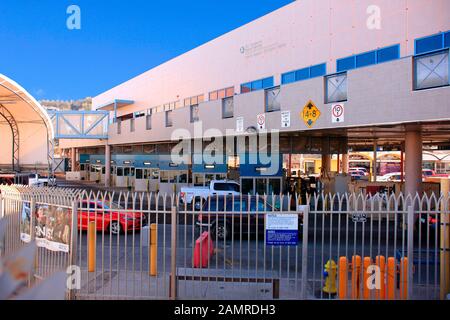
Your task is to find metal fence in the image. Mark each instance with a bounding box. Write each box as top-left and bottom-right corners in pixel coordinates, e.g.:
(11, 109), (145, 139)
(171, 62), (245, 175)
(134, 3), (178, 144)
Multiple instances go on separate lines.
(0, 185), (449, 300)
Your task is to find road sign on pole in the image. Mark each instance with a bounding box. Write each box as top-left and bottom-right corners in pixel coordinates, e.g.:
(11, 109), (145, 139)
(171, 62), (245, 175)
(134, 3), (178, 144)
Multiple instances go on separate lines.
(301, 100), (321, 127)
(281, 111), (291, 128)
(331, 103), (345, 123)
(257, 114), (266, 130)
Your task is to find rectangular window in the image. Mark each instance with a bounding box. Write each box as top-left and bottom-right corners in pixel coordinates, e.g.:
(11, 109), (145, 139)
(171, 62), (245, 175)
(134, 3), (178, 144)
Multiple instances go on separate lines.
(135, 168), (143, 179)
(130, 118), (135, 132)
(377, 45), (400, 63)
(146, 114), (151, 130)
(190, 104), (199, 123)
(241, 77), (274, 93)
(209, 87), (234, 101)
(218, 89), (226, 100)
(222, 96), (234, 118)
(337, 44), (400, 71)
(252, 79), (263, 90)
(262, 77), (274, 88)
(184, 94), (204, 106)
(225, 87), (234, 97)
(295, 68), (310, 81)
(310, 63), (327, 78)
(416, 34), (444, 55)
(241, 82), (251, 93)
(265, 86), (281, 112)
(165, 110), (173, 127)
(414, 49), (449, 90)
(134, 111), (145, 118)
(282, 72), (296, 84)
(117, 119), (121, 134)
(209, 91), (218, 101)
(356, 51), (377, 68)
(445, 31), (450, 48)
(326, 72), (348, 103)
(337, 56), (356, 72)
(281, 63), (326, 84)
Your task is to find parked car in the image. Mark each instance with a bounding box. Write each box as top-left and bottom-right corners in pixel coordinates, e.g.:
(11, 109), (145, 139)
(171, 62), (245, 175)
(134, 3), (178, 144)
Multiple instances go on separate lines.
(28, 173), (56, 187)
(78, 201), (146, 234)
(196, 195), (276, 240)
(422, 169), (436, 177)
(195, 195), (304, 240)
(180, 180), (240, 208)
(349, 167), (369, 176)
(378, 172), (403, 182)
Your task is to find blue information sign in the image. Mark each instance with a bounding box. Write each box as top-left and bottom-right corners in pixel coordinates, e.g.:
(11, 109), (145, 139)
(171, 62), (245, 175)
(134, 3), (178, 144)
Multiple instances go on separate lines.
(265, 213), (299, 246)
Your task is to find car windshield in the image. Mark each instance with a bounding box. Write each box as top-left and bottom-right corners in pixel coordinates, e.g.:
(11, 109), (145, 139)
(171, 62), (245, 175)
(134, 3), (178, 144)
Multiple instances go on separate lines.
(203, 198), (272, 212)
(214, 183), (240, 192)
(103, 202), (123, 210)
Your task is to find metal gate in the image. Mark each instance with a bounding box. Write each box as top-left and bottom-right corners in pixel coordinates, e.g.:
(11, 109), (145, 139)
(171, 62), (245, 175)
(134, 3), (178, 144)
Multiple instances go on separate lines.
(0, 185), (449, 300)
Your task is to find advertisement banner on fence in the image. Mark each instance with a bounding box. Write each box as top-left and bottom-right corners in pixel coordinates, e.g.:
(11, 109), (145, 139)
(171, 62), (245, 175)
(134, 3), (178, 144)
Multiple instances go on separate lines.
(35, 204), (71, 252)
(20, 202), (32, 243)
(265, 213), (298, 246)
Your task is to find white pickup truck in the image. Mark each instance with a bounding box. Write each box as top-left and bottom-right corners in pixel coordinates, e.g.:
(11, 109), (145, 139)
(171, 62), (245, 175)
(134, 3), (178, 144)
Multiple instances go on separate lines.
(180, 180), (241, 205)
(28, 173), (56, 187)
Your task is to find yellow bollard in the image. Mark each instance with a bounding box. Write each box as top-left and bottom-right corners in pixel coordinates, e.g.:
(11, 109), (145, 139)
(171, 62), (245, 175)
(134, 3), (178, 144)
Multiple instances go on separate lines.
(387, 257), (396, 300)
(400, 257), (408, 300)
(375, 255), (386, 300)
(363, 257), (372, 300)
(338, 257), (348, 299)
(351, 255), (361, 299)
(149, 223), (158, 276)
(88, 221), (96, 272)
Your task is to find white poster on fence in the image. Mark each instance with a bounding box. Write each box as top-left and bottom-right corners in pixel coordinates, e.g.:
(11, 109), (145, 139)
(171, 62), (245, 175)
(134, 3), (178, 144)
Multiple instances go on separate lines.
(34, 204), (71, 253)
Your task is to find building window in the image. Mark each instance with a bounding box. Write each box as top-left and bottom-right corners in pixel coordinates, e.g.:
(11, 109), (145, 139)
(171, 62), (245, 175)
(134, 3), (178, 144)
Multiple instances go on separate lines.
(209, 86), (234, 101)
(134, 111), (145, 118)
(240, 77), (274, 93)
(265, 86), (281, 112)
(336, 44), (400, 72)
(414, 49), (449, 90)
(190, 104), (199, 123)
(165, 110), (173, 127)
(415, 31), (450, 55)
(326, 72), (348, 103)
(146, 114), (152, 130)
(281, 63), (326, 85)
(117, 118), (121, 134)
(222, 96), (234, 118)
(184, 94), (204, 107)
(377, 45), (401, 64)
(130, 118), (135, 132)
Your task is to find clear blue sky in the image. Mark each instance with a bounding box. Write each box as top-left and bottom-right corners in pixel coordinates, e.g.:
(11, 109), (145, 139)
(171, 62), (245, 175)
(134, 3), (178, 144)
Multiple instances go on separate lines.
(0, 0), (293, 100)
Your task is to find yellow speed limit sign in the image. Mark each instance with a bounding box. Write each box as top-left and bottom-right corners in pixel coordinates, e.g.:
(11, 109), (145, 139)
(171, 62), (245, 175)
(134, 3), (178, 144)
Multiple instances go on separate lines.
(301, 100), (321, 127)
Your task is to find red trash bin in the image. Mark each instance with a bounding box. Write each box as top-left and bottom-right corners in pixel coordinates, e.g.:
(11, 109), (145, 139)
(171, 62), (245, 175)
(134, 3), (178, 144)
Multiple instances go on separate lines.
(193, 231), (214, 268)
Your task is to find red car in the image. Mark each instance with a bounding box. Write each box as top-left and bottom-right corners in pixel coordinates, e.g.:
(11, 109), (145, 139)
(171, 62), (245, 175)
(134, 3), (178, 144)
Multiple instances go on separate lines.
(78, 201), (145, 234)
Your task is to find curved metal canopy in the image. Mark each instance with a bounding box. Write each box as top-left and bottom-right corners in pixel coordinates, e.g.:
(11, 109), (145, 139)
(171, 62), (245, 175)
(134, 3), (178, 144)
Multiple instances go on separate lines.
(0, 74), (54, 173)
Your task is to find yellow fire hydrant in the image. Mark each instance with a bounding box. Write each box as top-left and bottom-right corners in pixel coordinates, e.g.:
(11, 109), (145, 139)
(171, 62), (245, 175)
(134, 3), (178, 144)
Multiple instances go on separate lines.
(323, 259), (337, 295)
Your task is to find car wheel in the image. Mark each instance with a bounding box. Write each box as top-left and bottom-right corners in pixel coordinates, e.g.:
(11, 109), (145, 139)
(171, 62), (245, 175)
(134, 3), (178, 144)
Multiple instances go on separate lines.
(109, 221), (121, 235)
(213, 222), (230, 240)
